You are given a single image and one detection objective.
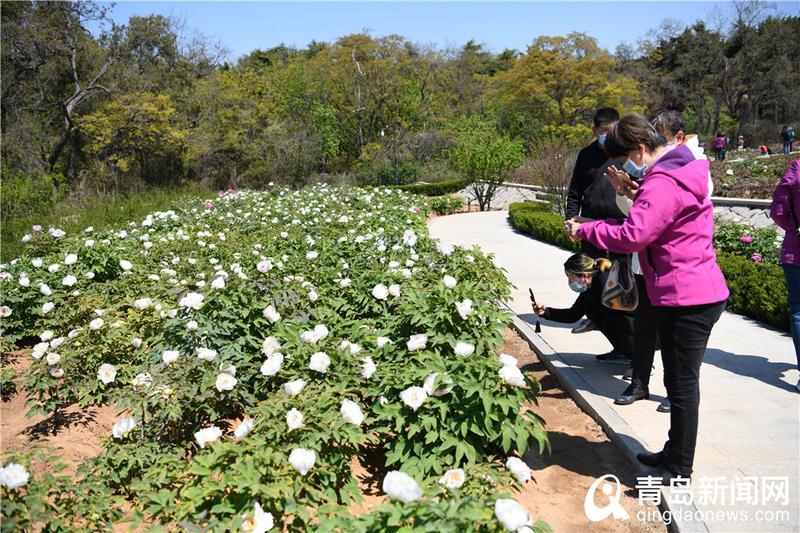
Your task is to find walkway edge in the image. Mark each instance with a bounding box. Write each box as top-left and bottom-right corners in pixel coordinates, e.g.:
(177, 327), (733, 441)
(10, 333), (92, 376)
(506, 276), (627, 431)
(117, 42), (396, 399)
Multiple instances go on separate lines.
(508, 307), (709, 533)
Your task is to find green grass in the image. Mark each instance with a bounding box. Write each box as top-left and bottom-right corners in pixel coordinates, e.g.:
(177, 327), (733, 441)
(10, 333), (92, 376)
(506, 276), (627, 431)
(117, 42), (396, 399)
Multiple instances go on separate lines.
(1, 184), (214, 262)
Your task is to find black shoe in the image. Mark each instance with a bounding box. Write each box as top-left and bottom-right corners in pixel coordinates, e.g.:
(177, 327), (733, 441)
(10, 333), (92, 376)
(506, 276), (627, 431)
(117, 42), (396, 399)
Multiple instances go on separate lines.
(622, 365), (633, 380)
(614, 383), (649, 405)
(636, 465), (690, 486)
(657, 398), (671, 413)
(596, 350), (630, 365)
(636, 450), (665, 467)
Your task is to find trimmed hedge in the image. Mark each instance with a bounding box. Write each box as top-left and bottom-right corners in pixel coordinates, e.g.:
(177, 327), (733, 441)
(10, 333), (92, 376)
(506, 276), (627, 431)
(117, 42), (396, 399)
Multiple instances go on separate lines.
(392, 178), (471, 196)
(507, 201), (789, 331)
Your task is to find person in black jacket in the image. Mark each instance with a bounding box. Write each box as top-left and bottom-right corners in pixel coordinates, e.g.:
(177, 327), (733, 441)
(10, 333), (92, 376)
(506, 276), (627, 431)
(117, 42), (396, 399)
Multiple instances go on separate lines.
(566, 108), (626, 259)
(532, 253), (633, 364)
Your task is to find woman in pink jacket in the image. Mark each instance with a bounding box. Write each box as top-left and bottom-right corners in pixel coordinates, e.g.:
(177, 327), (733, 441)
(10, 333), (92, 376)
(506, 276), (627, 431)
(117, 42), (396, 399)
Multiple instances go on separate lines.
(565, 114), (729, 484)
(769, 158), (800, 392)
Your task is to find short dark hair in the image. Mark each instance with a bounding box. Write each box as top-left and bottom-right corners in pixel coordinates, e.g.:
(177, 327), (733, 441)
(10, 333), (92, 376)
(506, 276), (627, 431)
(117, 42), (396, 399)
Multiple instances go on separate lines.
(593, 107), (620, 128)
(649, 108), (685, 140)
(605, 114), (668, 159)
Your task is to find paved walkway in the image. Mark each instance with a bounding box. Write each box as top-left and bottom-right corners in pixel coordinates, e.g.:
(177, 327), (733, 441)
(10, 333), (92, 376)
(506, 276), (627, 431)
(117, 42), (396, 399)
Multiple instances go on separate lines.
(429, 210), (800, 533)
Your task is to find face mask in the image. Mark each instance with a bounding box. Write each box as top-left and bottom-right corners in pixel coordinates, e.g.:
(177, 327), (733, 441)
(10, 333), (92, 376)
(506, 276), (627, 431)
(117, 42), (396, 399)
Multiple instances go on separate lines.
(623, 157), (648, 179)
(598, 134), (607, 147)
(569, 281), (589, 293)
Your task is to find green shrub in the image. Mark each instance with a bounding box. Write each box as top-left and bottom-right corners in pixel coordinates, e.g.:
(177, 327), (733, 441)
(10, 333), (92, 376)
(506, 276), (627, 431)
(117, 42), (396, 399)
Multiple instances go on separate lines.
(714, 220), (781, 265)
(392, 178), (471, 196)
(356, 161), (420, 187)
(507, 202), (579, 252)
(1, 171), (66, 220)
(508, 202), (789, 331)
(429, 195), (463, 216)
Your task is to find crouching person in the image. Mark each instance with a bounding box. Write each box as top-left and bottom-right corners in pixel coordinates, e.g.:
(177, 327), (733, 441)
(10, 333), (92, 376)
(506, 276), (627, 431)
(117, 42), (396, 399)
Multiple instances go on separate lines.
(532, 253), (633, 364)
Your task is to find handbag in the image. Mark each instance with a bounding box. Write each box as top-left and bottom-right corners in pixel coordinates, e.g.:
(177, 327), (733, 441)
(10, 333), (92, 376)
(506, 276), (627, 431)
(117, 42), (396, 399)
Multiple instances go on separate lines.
(601, 257), (639, 312)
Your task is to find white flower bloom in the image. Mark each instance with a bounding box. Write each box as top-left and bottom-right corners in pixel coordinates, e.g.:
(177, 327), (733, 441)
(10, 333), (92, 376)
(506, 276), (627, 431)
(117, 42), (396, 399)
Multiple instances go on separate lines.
(284, 379), (306, 396)
(211, 276), (226, 289)
(40, 330), (54, 341)
(179, 291), (204, 310)
(406, 334), (427, 352)
(505, 457), (532, 484)
(443, 275), (457, 288)
(197, 347), (217, 361)
(313, 324), (329, 341)
(50, 337), (63, 348)
(119, 260), (133, 272)
(234, 418), (254, 440)
(64, 253), (78, 265)
(263, 305), (280, 324)
(401, 230), (417, 247)
(241, 502), (274, 533)
(61, 275), (77, 286)
(382, 471), (423, 503)
(260, 353), (283, 376)
(0, 463), (30, 490)
(49, 367), (64, 378)
(39, 283), (52, 296)
(454, 341), (475, 357)
(32, 342), (48, 359)
(48, 263), (60, 273)
(339, 278), (351, 287)
(186, 320), (199, 331)
(400, 386), (427, 411)
(262, 336), (282, 356)
(439, 468), (466, 489)
(286, 408), (304, 431)
(499, 364), (526, 388)
(89, 318), (104, 330)
(19, 277), (30, 287)
(288, 448), (316, 476)
(306, 251), (318, 260)
(494, 498), (532, 532)
(134, 298), (152, 310)
(162, 350), (179, 364)
(219, 362), (236, 376)
(256, 260), (273, 273)
(456, 299), (473, 320)
(388, 284), (401, 298)
(46, 352), (61, 366)
(376, 336), (392, 348)
(423, 372), (453, 397)
(41, 302), (55, 314)
(97, 363), (117, 385)
(359, 356), (377, 379)
(132, 373), (152, 389)
(112, 417), (137, 439)
(372, 283), (389, 300)
(32, 258), (43, 268)
(85, 239), (95, 247)
(498, 353), (518, 367)
(132, 337), (143, 348)
(340, 400), (365, 426)
(84, 271), (95, 279)
(309, 352), (331, 373)
(216, 373), (237, 392)
(194, 426), (223, 448)
(308, 290), (318, 302)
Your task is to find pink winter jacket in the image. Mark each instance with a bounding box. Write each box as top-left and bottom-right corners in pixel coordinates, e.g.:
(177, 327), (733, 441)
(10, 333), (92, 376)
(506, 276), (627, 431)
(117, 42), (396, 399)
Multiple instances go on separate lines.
(770, 159), (800, 266)
(576, 144), (729, 307)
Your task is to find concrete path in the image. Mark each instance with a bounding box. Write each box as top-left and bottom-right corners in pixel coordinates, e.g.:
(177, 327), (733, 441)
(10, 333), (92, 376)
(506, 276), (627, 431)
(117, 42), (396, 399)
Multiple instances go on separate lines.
(428, 210), (800, 533)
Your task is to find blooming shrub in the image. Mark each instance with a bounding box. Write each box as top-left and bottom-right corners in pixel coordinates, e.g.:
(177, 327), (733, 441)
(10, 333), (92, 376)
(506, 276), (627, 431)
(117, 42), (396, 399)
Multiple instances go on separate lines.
(713, 221), (780, 265)
(0, 186), (548, 530)
(710, 154), (794, 199)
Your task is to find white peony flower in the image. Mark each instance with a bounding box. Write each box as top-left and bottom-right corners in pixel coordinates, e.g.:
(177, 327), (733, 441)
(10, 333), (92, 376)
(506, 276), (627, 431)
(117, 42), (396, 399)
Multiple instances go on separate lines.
(306, 251), (318, 261)
(376, 336), (392, 348)
(505, 457), (532, 484)
(89, 318), (104, 330)
(286, 446), (318, 477)
(186, 320), (199, 331)
(48, 263), (60, 273)
(194, 426), (223, 448)
(422, 372), (453, 397)
(400, 386), (427, 411)
(339, 278), (351, 287)
(45, 352), (61, 366)
(286, 408), (304, 430)
(372, 283), (389, 300)
(0, 463), (30, 490)
(262, 336), (282, 356)
(498, 353), (518, 367)
(132, 337), (143, 348)
(162, 350), (179, 364)
(19, 277), (30, 287)
(308, 289), (318, 302)
(263, 305), (280, 324)
(32, 258), (43, 268)
(216, 373), (237, 392)
(359, 356), (377, 379)
(443, 275), (457, 288)
(241, 501), (273, 533)
(64, 253), (78, 265)
(388, 284), (401, 298)
(406, 334), (427, 352)
(494, 498), (532, 531)
(119, 260), (133, 271)
(32, 342), (48, 359)
(499, 364), (526, 388)
(256, 260), (273, 273)
(179, 291), (204, 310)
(260, 353), (283, 376)
(49, 367), (64, 378)
(97, 363), (117, 385)
(313, 324), (328, 341)
(211, 276), (226, 289)
(112, 417), (137, 439)
(439, 468), (466, 489)
(196, 347), (217, 361)
(39, 283), (52, 296)
(284, 379), (306, 396)
(382, 470), (423, 503)
(234, 418), (254, 440)
(454, 341), (475, 357)
(40, 330), (54, 341)
(134, 298), (152, 310)
(132, 373), (152, 389)
(456, 299), (473, 320)
(61, 275), (77, 287)
(41, 302), (55, 314)
(340, 400), (365, 426)
(309, 352), (331, 373)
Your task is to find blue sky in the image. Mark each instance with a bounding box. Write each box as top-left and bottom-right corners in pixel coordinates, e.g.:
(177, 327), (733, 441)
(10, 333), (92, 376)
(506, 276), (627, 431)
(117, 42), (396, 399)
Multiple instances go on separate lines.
(90, 1), (800, 61)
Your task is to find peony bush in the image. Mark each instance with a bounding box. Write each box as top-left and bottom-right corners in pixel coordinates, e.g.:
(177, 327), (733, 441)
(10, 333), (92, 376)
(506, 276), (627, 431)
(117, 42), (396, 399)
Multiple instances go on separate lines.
(0, 186), (549, 531)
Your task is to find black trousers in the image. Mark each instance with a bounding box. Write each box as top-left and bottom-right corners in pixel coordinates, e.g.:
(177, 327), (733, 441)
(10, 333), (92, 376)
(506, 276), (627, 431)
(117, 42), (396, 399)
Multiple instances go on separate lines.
(631, 275), (659, 388)
(599, 313), (634, 356)
(655, 300), (726, 477)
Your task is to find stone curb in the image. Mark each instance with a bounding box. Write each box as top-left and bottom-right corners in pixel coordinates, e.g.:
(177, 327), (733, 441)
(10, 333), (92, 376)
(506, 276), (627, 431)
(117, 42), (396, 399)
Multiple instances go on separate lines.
(507, 307), (709, 533)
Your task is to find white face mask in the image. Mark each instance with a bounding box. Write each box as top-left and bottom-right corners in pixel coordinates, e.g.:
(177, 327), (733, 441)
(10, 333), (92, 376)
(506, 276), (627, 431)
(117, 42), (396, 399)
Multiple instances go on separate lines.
(623, 152), (648, 178)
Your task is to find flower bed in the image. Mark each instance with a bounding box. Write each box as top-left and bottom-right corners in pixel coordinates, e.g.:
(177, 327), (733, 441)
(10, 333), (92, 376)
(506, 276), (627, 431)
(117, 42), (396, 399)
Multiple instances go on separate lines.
(710, 154), (795, 199)
(508, 202), (789, 331)
(0, 187), (550, 531)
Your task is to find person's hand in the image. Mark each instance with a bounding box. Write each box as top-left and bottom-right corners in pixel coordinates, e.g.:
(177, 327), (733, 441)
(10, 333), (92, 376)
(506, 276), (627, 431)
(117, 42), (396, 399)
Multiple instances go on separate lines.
(564, 218), (582, 241)
(532, 303), (547, 316)
(604, 165), (639, 199)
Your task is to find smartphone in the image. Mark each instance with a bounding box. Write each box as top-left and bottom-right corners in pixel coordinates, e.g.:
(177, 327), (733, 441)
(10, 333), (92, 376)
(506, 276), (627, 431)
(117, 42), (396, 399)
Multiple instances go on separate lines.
(528, 288), (537, 305)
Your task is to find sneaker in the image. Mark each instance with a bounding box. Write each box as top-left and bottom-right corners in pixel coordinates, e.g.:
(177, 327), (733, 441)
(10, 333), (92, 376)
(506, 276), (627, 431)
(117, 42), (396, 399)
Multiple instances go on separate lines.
(657, 398), (671, 413)
(596, 351), (630, 365)
(571, 318), (597, 334)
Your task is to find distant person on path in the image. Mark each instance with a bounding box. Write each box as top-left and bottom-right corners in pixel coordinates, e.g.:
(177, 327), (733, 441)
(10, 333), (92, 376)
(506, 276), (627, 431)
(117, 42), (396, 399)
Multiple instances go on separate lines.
(566, 108), (626, 260)
(736, 135), (745, 151)
(713, 132), (727, 161)
(531, 254), (633, 364)
(782, 125), (795, 154)
(769, 158), (800, 392)
(565, 114), (729, 484)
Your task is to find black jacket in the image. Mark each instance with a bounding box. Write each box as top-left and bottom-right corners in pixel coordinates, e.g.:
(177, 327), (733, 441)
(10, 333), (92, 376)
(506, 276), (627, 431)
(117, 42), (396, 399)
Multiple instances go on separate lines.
(542, 270), (632, 326)
(566, 141), (626, 221)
